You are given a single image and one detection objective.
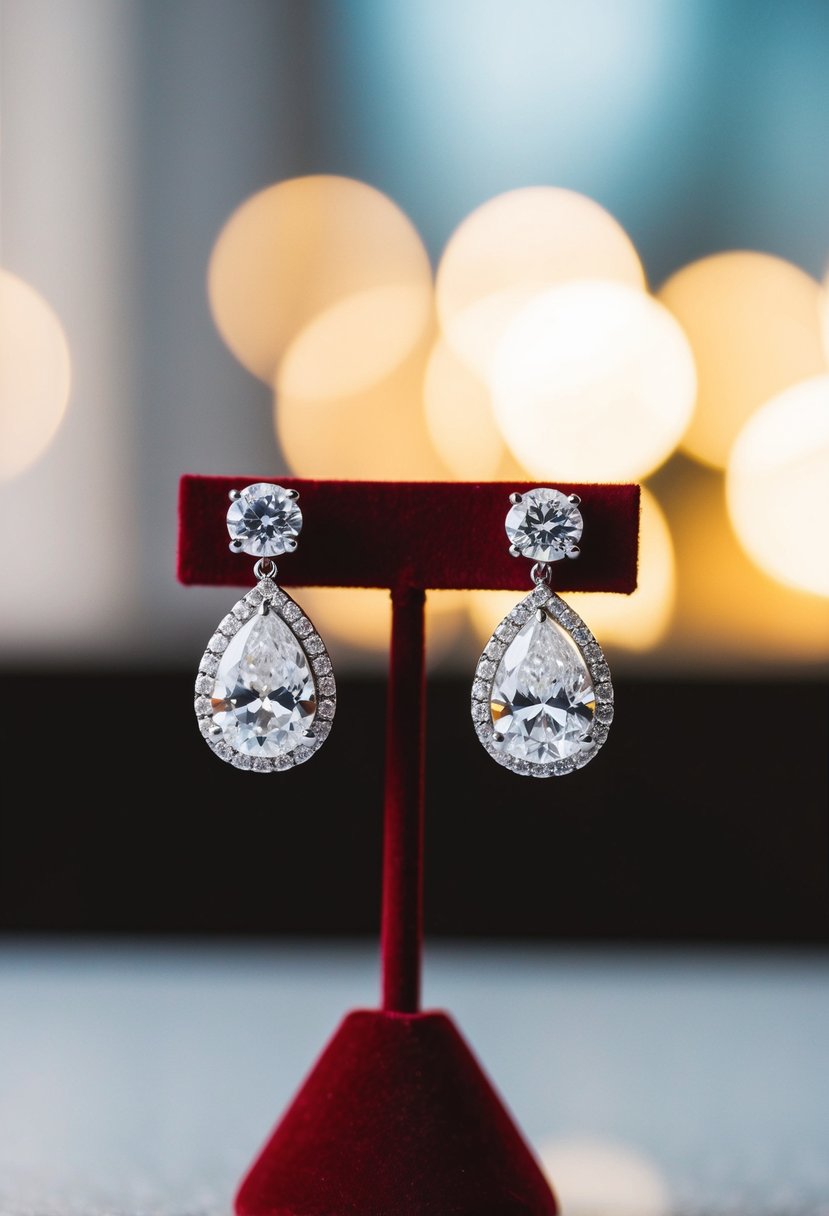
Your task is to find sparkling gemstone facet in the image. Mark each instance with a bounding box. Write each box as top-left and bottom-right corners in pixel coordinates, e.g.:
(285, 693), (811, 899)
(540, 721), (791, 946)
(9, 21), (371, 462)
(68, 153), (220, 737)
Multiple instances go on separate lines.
(505, 487), (583, 562)
(490, 613), (595, 763)
(226, 482), (303, 558)
(210, 609), (315, 757)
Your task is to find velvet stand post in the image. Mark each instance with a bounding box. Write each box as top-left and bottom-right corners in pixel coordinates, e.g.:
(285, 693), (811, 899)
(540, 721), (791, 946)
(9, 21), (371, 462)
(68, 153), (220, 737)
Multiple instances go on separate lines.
(178, 477), (640, 1216)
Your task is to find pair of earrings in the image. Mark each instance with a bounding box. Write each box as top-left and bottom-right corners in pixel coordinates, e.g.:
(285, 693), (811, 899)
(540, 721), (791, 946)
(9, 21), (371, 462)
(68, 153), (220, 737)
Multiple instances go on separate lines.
(193, 484), (613, 777)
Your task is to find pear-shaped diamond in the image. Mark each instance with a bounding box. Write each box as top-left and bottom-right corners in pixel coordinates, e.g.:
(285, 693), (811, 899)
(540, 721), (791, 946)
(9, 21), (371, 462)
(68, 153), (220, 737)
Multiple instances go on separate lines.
(195, 581), (335, 772)
(472, 585), (612, 777)
(211, 609), (316, 758)
(490, 613), (594, 763)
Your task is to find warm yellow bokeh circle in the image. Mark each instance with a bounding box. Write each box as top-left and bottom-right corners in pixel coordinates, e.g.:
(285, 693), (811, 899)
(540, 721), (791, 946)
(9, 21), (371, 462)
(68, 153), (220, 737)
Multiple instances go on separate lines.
(275, 327), (450, 481)
(726, 374), (829, 598)
(436, 186), (645, 379)
(0, 269), (71, 480)
(659, 251), (828, 469)
(491, 280), (696, 482)
(668, 458), (829, 663)
(538, 1137), (670, 1216)
(208, 176), (433, 390)
(423, 337), (506, 479)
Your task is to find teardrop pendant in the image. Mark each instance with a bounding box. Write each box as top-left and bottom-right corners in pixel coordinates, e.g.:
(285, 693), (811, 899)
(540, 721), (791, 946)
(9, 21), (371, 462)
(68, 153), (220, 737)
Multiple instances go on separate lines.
(472, 486), (613, 777)
(472, 582), (612, 777)
(195, 574), (335, 772)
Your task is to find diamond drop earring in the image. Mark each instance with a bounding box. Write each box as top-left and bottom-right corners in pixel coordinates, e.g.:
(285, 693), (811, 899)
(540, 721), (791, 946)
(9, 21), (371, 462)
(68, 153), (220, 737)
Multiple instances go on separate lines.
(194, 482), (336, 772)
(472, 487), (614, 777)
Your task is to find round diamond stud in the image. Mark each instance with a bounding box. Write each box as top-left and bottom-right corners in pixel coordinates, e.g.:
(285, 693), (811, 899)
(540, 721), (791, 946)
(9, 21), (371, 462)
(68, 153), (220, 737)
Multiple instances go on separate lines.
(505, 487), (583, 562)
(226, 482), (302, 558)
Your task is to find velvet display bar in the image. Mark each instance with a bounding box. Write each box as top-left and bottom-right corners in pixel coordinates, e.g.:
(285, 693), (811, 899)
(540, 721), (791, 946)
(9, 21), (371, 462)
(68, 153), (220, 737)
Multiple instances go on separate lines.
(178, 476), (640, 592)
(178, 476), (639, 1216)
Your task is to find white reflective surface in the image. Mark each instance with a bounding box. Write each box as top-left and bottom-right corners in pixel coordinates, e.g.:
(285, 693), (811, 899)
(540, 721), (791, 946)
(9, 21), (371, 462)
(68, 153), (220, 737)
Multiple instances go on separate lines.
(0, 942), (827, 1216)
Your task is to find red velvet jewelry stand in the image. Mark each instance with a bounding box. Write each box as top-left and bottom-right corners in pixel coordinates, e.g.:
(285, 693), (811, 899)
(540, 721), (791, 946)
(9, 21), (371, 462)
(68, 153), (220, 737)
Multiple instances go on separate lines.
(178, 478), (640, 1216)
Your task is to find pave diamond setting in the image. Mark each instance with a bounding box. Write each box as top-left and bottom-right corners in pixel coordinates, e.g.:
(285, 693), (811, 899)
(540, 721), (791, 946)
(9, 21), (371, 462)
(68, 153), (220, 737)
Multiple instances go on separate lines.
(194, 578), (335, 772)
(471, 582), (612, 777)
(505, 487), (583, 562)
(226, 482), (302, 558)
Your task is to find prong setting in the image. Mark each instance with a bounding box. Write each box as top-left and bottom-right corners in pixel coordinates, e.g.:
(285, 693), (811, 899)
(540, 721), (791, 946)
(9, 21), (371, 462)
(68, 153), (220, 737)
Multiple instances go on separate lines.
(226, 482), (303, 558)
(505, 487), (584, 563)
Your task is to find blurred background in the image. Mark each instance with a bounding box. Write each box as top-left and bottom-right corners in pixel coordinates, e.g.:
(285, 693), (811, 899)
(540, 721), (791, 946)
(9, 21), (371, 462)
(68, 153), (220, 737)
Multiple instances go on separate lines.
(1, 2), (827, 1214)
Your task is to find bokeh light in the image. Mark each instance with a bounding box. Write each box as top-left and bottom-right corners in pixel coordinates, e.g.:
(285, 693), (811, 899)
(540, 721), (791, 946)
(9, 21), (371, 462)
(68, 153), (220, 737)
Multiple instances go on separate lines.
(568, 488), (675, 650)
(491, 280), (696, 481)
(726, 375), (829, 598)
(821, 269), (829, 365)
(298, 587), (468, 665)
(423, 337), (506, 479)
(436, 187), (645, 379)
(0, 269), (71, 480)
(658, 252), (828, 469)
(539, 1137), (670, 1216)
(659, 457), (829, 666)
(278, 283), (432, 401)
(275, 325), (450, 480)
(208, 175), (432, 388)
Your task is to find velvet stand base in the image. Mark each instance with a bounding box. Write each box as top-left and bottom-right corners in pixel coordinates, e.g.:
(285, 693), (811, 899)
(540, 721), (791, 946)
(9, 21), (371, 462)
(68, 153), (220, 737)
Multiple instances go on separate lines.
(235, 1009), (558, 1216)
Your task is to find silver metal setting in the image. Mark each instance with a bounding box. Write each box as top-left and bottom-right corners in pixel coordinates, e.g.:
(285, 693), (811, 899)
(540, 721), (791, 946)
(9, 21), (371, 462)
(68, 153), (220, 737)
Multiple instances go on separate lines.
(471, 581), (613, 778)
(194, 575), (337, 773)
(253, 557), (277, 580)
